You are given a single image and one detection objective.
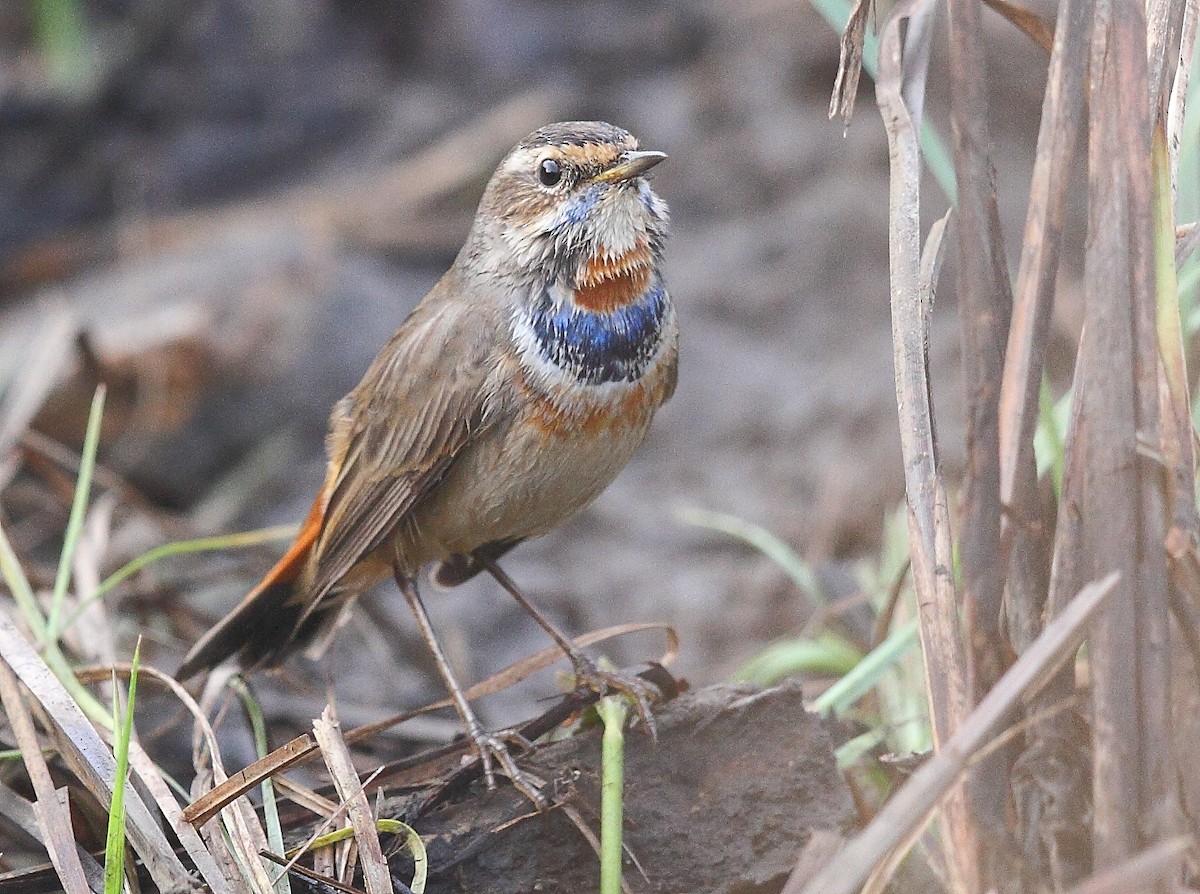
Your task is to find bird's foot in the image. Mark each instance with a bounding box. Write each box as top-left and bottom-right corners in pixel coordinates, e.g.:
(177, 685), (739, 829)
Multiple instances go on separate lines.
(464, 722), (547, 808)
(569, 655), (662, 740)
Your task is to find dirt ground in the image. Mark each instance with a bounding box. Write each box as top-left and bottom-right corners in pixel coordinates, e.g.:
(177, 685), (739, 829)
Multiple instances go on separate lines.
(0, 0), (1051, 763)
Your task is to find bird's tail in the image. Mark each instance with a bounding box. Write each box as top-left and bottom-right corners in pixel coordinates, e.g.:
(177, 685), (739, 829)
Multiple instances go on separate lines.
(176, 494), (325, 680)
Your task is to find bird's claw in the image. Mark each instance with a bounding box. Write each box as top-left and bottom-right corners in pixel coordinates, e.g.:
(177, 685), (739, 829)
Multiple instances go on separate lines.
(464, 722), (547, 808)
(571, 656), (661, 740)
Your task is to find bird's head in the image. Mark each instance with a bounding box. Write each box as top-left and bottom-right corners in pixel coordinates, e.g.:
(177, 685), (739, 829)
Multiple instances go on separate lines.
(464, 121), (669, 292)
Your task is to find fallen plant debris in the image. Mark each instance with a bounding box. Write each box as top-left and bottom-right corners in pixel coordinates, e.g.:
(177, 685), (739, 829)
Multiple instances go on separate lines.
(3, 0), (1200, 892)
(0, 666), (852, 894)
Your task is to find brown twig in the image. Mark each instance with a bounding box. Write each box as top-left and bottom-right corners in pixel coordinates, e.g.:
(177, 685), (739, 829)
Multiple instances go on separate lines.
(259, 850), (371, 894)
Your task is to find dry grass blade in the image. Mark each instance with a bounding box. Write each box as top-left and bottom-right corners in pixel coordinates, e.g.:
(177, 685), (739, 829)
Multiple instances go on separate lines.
(194, 672), (276, 894)
(125, 740), (238, 894)
(69, 662), (248, 893)
(1121, 1), (1178, 856)
(1080, 1), (1178, 863)
(997, 0), (1093, 512)
(981, 0), (1055, 53)
(877, 3), (973, 881)
(0, 657), (97, 894)
(0, 611), (193, 891)
(1166, 0), (1199, 195)
(183, 735), (314, 827)
(183, 622), (676, 826)
(274, 775), (338, 818)
(875, 0), (968, 753)
(0, 778), (52, 849)
(1063, 836), (1194, 894)
(36, 789), (102, 894)
(858, 802), (940, 894)
(259, 852), (369, 894)
(75, 663), (241, 894)
(829, 0), (871, 128)
(313, 706), (393, 894)
(947, 0), (1019, 880)
(788, 573), (1118, 894)
(1147, 0), (1188, 114)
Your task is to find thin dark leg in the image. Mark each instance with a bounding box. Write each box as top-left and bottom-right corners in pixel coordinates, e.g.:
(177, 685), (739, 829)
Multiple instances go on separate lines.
(393, 564), (544, 805)
(481, 558), (589, 661)
(480, 557), (660, 736)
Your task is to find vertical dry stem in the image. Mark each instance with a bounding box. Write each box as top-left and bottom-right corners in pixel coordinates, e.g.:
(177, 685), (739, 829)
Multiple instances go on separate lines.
(945, 0), (1018, 884)
(875, 3), (972, 888)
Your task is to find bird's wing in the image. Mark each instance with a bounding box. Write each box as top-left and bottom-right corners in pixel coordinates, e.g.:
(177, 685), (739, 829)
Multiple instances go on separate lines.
(303, 292), (506, 611)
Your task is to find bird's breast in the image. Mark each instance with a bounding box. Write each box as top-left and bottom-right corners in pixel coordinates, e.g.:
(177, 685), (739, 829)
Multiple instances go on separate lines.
(513, 256), (670, 388)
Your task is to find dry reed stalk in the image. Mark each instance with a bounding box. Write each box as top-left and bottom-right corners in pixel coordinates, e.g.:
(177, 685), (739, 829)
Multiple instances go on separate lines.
(945, 0), (1019, 884)
(1062, 837), (1194, 894)
(312, 706), (393, 894)
(996, 0), (1095, 874)
(788, 574), (1118, 894)
(872, 1), (974, 889)
(1078, 1), (1178, 865)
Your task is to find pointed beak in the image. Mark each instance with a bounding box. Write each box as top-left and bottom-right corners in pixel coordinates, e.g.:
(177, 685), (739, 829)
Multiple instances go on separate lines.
(592, 150), (667, 183)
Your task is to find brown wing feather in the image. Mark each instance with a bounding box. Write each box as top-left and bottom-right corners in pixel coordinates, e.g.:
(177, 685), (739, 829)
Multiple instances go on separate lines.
(298, 286), (505, 620)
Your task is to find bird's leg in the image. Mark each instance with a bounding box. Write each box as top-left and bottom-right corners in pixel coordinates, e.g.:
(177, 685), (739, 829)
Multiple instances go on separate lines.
(392, 565), (545, 806)
(480, 558), (661, 737)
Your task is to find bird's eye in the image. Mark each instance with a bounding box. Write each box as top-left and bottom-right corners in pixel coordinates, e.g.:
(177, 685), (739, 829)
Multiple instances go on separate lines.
(538, 158), (563, 187)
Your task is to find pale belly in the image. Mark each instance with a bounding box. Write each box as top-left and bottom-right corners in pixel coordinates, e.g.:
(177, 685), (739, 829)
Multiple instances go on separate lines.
(402, 400), (655, 568)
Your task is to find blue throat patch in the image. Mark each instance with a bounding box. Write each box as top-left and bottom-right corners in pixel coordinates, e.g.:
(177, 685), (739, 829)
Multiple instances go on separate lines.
(527, 281), (668, 385)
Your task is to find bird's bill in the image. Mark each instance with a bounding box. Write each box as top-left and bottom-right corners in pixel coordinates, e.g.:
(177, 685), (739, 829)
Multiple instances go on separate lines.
(591, 150), (667, 183)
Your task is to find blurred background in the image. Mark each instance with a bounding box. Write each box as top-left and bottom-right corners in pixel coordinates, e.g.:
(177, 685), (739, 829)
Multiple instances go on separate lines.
(0, 0), (1053, 761)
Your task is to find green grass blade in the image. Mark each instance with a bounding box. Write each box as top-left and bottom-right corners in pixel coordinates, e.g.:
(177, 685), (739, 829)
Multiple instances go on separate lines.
(1034, 377), (1067, 498)
(287, 820), (427, 893)
(597, 695), (628, 894)
(675, 506), (829, 607)
(810, 619), (920, 716)
(734, 632), (863, 686)
(103, 639), (140, 894)
(228, 675), (291, 894)
(45, 384), (106, 643)
(835, 728), (885, 767)
(376, 820), (427, 894)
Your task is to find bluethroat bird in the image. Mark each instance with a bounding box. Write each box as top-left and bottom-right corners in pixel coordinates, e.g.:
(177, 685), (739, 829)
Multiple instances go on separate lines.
(178, 121), (677, 801)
